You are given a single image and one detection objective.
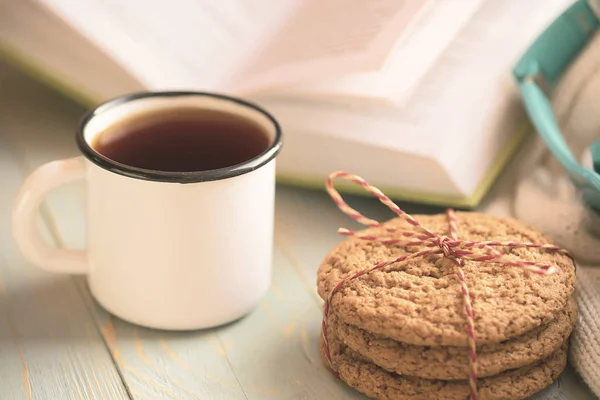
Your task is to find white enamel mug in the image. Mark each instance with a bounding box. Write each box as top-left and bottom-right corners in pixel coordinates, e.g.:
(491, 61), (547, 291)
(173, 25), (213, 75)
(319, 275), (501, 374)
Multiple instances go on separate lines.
(12, 91), (283, 330)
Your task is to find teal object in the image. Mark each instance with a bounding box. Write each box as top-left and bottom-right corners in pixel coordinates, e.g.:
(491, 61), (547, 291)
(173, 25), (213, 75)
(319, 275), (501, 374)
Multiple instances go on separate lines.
(513, 0), (600, 211)
(592, 140), (600, 173)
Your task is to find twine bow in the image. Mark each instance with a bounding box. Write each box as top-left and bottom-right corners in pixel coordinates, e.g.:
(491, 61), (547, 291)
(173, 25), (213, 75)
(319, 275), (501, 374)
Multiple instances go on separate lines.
(321, 172), (569, 400)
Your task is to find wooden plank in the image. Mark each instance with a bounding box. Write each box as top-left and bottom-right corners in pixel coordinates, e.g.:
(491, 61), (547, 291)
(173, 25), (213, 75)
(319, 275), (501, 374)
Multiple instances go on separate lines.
(70, 247), (363, 400)
(211, 245), (365, 400)
(79, 305), (250, 400)
(0, 133), (129, 399)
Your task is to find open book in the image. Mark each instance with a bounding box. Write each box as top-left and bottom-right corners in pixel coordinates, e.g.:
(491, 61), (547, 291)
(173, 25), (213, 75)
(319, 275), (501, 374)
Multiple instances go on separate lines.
(0, 0), (573, 207)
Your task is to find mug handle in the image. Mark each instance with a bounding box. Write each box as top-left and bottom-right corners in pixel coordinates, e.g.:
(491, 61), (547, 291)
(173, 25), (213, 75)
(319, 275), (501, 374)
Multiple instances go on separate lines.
(12, 156), (88, 274)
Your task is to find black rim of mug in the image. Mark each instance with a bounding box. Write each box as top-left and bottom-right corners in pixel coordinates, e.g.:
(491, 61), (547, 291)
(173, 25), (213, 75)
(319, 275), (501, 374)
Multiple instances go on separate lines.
(75, 91), (283, 183)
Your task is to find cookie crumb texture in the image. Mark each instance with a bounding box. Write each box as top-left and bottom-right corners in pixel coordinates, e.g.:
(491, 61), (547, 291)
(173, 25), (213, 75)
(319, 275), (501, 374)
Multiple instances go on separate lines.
(321, 333), (568, 400)
(317, 212), (576, 346)
(329, 298), (577, 379)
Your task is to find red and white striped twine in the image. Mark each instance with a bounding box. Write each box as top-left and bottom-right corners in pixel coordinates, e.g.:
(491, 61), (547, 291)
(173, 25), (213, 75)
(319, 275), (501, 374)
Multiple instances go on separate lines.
(321, 171), (569, 400)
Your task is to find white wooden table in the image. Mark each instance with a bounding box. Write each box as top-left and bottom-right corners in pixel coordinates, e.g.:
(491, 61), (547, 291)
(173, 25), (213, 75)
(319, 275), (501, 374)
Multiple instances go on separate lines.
(0, 60), (596, 399)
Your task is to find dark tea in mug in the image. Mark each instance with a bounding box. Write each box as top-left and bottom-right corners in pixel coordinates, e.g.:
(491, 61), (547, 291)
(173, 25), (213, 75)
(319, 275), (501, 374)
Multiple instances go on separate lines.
(91, 107), (270, 172)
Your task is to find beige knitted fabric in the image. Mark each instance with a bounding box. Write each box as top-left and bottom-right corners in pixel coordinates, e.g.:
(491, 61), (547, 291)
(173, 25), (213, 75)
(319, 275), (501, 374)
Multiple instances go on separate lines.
(571, 267), (600, 397)
(507, 28), (600, 398)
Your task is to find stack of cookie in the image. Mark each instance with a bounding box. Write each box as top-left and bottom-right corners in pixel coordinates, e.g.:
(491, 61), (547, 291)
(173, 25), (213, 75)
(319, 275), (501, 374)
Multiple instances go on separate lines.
(317, 211), (577, 400)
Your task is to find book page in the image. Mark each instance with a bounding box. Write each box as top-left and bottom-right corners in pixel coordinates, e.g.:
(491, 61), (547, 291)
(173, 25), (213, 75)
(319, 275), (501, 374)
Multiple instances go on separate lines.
(250, 0), (486, 106)
(0, 0), (144, 103)
(234, 0), (433, 94)
(35, 0), (296, 92)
